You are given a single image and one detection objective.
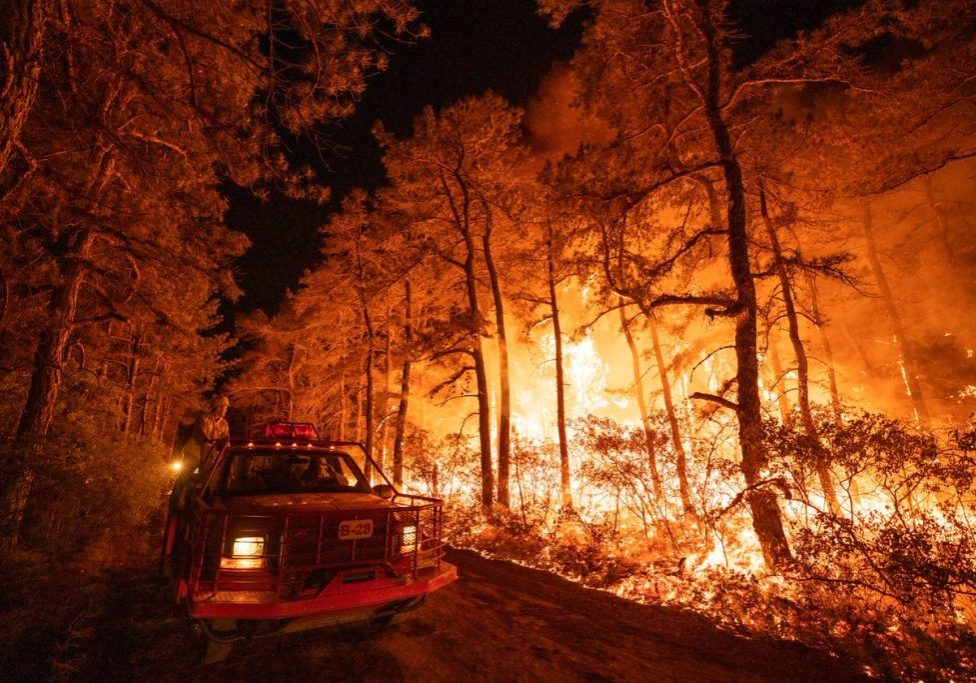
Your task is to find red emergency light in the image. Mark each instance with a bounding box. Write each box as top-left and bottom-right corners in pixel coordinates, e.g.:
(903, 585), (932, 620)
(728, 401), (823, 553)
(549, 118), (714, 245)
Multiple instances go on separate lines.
(261, 421), (320, 440)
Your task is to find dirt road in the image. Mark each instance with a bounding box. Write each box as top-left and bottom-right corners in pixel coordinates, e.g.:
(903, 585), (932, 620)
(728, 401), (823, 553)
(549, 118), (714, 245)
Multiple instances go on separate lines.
(56, 548), (866, 682)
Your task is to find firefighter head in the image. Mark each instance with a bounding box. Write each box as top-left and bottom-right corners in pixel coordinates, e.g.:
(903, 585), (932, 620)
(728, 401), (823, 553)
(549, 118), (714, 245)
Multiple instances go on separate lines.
(210, 394), (230, 417)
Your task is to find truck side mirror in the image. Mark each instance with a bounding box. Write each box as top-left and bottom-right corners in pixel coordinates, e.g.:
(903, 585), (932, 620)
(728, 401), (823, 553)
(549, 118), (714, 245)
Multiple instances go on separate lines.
(372, 484), (396, 500)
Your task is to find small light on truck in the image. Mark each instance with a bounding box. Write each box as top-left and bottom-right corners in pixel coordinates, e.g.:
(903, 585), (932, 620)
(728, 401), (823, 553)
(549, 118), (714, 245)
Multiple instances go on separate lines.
(171, 461), (182, 472)
(401, 525), (417, 553)
(221, 536), (266, 569)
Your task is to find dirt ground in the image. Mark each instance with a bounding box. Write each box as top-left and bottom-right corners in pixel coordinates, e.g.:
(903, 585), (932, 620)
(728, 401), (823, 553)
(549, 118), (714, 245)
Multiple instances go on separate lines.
(1, 548), (869, 682)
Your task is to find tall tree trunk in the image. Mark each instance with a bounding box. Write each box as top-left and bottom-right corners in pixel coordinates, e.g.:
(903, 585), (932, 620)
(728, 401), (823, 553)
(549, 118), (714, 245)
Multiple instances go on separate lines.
(122, 331), (141, 433)
(807, 274), (843, 428)
(760, 187), (841, 515)
(807, 275), (862, 505)
(618, 299), (665, 504)
(154, 392), (168, 439)
(0, 0), (46, 197)
(353, 374), (364, 444)
(139, 356), (159, 437)
(138, 391), (149, 436)
(1, 225), (97, 552)
(338, 368), (347, 441)
(161, 396), (174, 442)
(467, 312), (493, 507)
(16, 230), (94, 442)
(362, 305), (375, 481)
(13, 143), (115, 447)
(547, 224), (571, 509)
(378, 308), (393, 473)
(482, 221), (511, 508)
(862, 202), (931, 424)
(16, 175), (118, 446)
(393, 279), (412, 488)
(285, 343), (298, 421)
(766, 337), (793, 424)
(649, 315), (694, 517)
(144, 389), (157, 437)
(452, 174), (493, 507)
(695, 2), (790, 569)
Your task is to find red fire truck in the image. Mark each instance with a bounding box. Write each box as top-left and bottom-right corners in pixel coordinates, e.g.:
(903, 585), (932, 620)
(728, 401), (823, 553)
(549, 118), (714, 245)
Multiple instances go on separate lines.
(161, 421), (456, 651)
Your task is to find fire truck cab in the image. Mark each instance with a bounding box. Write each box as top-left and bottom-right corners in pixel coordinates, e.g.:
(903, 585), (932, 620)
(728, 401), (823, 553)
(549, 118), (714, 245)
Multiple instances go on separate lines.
(161, 421), (456, 646)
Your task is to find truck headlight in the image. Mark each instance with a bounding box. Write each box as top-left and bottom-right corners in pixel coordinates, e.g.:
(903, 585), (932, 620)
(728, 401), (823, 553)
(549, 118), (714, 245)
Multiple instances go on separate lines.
(221, 535), (266, 569)
(400, 525), (417, 553)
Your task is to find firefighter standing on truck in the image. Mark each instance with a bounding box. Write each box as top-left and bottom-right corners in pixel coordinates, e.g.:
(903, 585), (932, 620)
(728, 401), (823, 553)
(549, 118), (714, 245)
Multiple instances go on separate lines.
(171, 395), (230, 513)
(187, 394), (230, 473)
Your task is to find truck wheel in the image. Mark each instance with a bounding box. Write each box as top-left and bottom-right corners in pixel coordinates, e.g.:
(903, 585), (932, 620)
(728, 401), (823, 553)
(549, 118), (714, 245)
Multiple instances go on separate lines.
(369, 595), (428, 632)
(192, 619), (238, 665)
(201, 639), (234, 665)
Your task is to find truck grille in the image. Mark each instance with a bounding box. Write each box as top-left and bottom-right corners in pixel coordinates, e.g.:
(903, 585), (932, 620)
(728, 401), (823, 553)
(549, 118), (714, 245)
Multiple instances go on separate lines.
(189, 496), (445, 600)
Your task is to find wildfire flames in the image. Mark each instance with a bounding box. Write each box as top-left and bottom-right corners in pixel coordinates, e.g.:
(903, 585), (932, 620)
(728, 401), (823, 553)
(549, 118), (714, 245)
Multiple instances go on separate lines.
(4, 0), (976, 678)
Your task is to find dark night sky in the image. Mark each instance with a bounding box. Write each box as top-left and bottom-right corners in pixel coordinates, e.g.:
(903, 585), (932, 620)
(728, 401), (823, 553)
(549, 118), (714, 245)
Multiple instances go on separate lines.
(226, 0), (862, 316)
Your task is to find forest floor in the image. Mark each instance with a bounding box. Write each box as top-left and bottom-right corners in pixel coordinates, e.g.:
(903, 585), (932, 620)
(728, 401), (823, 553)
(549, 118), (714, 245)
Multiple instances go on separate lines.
(0, 547), (870, 682)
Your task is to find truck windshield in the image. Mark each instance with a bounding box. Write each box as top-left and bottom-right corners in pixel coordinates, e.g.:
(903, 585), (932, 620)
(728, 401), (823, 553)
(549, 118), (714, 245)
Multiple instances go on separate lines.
(221, 450), (370, 495)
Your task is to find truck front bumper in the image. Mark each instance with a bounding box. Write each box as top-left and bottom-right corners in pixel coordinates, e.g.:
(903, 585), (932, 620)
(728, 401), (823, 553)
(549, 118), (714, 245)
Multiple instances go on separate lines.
(188, 562), (457, 620)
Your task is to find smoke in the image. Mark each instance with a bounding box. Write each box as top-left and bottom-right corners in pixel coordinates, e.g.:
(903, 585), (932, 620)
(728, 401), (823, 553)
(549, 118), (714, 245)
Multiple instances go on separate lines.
(816, 159), (976, 422)
(523, 64), (614, 160)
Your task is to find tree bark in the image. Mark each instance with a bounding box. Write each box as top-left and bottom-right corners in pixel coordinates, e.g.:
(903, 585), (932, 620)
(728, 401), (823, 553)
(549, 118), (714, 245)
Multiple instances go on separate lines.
(482, 220), (511, 507)
(17, 230), (94, 442)
(378, 308), (393, 473)
(338, 368), (347, 441)
(760, 186), (841, 515)
(693, 1), (791, 569)
(12, 142), (114, 446)
(122, 331), (141, 433)
(806, 274), (844, 428)
(154, 392), (168, 439)
(353, 373), (364, 444)
(548, 224), (571, 509)
(138, 356), (160, 437)
(766, 337), (793, 425)
(1, 224), (97, 552)
(392, 279), (412, 488)
(160, 395), (173, 442)
(649, 314), (694, 517)
(466, 294), (493, 507)
(861, 202), (931, 424)
(453, 175), (494, 507)
(285, 343), (297, 421)
(362, 303), (375, 481)
(0, 0), (46, 196)
(618, 299), (665, 505)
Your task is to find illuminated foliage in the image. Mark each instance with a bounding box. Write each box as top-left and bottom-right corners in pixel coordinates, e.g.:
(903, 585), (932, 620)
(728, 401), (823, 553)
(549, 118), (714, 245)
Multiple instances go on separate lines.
(0, 0), (420, 548)
(3, 0), (976, 677)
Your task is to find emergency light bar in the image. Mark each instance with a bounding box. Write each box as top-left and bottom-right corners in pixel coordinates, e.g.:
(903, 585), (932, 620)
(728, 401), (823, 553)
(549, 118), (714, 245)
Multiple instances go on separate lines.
(261, 421), (319, 440)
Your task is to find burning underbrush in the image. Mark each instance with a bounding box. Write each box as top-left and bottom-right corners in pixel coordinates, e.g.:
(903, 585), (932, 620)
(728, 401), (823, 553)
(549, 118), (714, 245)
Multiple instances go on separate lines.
(430, 411), (976, 681)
